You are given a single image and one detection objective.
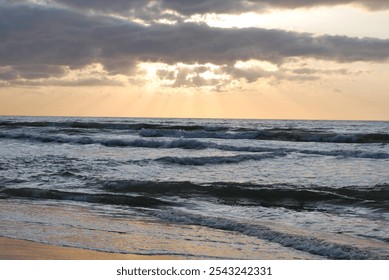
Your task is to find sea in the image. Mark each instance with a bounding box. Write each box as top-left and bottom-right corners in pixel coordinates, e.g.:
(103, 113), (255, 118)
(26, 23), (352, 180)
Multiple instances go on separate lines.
(0, 116), (388, 259)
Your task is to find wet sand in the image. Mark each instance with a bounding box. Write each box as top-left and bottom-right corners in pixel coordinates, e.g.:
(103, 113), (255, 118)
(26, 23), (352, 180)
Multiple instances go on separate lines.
(0, 237), (180, 260)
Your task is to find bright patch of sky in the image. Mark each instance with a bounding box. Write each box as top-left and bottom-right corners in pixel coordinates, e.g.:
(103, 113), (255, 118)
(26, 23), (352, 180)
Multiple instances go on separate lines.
(188, 6), (389, 39)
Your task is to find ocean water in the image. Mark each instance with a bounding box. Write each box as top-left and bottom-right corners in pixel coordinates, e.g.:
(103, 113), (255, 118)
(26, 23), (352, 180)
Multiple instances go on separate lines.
(0, 116), (388, 259)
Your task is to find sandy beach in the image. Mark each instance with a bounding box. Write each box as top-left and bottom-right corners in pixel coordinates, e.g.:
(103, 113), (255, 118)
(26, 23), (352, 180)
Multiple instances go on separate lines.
(0, 237), (180, 260)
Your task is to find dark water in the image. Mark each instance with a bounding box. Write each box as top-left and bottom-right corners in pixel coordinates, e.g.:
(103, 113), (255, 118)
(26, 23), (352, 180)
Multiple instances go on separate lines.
(0, 116), (388, 259)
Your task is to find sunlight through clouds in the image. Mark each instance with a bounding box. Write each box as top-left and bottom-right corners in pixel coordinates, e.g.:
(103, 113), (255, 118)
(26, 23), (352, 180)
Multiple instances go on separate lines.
(1, 0), (389, 119)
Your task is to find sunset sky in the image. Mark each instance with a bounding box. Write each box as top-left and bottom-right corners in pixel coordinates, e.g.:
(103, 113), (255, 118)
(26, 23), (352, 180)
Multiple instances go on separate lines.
(1, 0), (389, 120)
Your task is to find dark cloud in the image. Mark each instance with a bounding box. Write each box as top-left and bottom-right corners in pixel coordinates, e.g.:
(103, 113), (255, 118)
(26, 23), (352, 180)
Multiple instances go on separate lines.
(1, 2), (389, 87)
(0, 67), (19, 80)
(3, 1), (389, 27)
(8, 77), (123, 87)
(11, 64), (66, 79)
(9, 1), (387, 24)
(49, 0), (389, 17)
(53, 0), (146, 12)
(161, 1), (389, 15)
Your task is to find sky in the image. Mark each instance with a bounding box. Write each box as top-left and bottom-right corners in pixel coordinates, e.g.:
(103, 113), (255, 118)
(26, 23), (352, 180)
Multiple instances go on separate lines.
(1, 0), (389, 120)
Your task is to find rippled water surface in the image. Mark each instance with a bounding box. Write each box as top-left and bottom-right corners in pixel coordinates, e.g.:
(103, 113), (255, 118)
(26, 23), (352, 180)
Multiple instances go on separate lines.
(0, 117), (388, 259)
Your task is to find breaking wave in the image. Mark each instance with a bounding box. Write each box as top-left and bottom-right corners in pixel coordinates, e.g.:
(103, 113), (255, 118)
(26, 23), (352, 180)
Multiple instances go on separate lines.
(0, 187), (176, 208)
(0, 131), (387, 159)
(154, 153), (282, 166)
(1, 119), (388, 144)
(101, 180), (389, 210)
(151, 210), (387, 260)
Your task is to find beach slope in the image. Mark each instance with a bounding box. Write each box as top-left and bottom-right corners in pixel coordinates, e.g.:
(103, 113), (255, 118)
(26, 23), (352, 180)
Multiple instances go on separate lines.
(0, 237), (179, 260)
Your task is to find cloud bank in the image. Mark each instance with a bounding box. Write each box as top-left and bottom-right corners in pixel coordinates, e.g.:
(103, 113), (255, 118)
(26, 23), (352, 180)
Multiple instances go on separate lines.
(47, 0), (389, 16)
(1, 0), (388, 88)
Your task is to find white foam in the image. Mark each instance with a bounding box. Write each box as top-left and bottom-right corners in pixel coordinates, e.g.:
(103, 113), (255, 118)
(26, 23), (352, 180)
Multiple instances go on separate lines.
(152, 210), (384, 260)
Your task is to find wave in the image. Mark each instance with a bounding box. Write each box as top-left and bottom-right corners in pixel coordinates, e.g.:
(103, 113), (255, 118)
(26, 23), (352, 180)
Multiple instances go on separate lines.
(1, 131), (387, 159)
(296, 148), (389, 159)
(139, 128), (260, 140)
(154, 153), (281, 166)
(0, 120), (225, 132)
(0, 131), (208, 149)
(2, 182), (387, 259)
(256, 129), (389, 144)
(335, 184), (389, 203)
(151, 210), (387, 259)
(140, 128), (389, 144)
(0, 187), (176, 208)
(1, 119), (388, 144)
(102, 180), (389, 210)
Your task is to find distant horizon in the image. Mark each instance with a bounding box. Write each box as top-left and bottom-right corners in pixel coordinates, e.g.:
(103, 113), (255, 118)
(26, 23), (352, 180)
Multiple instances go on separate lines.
(1, 114), (388, 122)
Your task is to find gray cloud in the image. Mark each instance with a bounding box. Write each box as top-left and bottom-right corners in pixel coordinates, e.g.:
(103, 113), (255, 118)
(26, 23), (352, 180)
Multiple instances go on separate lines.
(0, 67), (19, 80)
(11, 64), (66, 79)
(8, 77), (124, 87)
(49, 0), (389, 17)
(220, 65), (270, 83)
(157, 65), (228, 88)
(8, 0), (387, 24)
(3, 1), (389, 27)
(151, 63), (351, 89)
(160, 1), (389, 15)
(1, 2), (389, 87)
(288, 67), (350, 75)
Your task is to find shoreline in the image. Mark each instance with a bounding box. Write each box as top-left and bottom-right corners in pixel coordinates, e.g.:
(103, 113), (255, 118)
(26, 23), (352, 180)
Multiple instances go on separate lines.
(0, 237), (181, 260)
